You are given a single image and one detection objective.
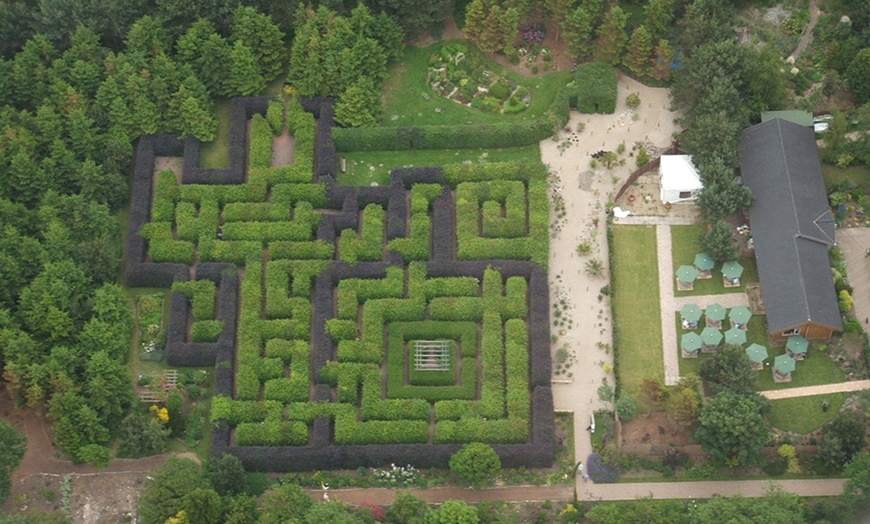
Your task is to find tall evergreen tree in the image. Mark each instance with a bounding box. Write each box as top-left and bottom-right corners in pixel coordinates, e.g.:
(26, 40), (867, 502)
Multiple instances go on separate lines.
(643, 0), (673, 43)
(624, 26), (653, 78)
(227, 40), (265, 97)
(231, 6), (285, 83)
(594, 6), (628, 65)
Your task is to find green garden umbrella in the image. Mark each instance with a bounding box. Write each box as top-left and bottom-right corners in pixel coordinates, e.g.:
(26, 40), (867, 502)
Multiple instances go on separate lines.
(680, 304), (703, 322)
(681, 332), (702, 352)
(705, 303), (727, 322)
(745, 343), (769, 364)
(693, 252), (715, 272)
(724, 326), (747, 346)
(786, 335), (809, 355)
(729, 306), (752, 326)
(722, 260), (744, 280)
(774, 354), (796, 374)
(676, 265), (699, 284)
(701, 327), (723, 347)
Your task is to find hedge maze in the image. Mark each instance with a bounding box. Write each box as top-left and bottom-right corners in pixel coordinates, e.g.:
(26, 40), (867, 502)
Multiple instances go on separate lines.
(126, 96), (554, 471)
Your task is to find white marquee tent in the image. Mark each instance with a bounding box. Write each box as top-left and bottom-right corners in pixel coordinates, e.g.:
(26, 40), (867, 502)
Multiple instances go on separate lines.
(659, 155), (703, 204)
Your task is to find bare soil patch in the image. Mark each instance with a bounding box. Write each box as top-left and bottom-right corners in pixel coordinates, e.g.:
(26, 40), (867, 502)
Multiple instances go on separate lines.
(272, 129), (295, 167)
(154, 156), (183, 180)
(620, 412), (694, 447)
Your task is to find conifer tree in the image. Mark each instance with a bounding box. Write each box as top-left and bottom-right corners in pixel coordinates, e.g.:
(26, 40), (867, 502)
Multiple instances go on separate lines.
(624, 26), (652, 78)
(594, 6), (628, 65)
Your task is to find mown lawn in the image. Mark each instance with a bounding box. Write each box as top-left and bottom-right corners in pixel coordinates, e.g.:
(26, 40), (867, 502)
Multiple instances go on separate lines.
(336, 144), (542, 186)
(768, 392), (847, 434)
(822, 162), (870, 193)
(612, 225), (663, 396)
(677, 314), (846, 391)
(380, 39), (572, 127)
(199, 97), (232, 169)
(670, 224), (759, 297)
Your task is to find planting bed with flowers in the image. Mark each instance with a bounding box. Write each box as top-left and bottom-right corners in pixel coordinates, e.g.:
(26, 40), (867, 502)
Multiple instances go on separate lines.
(126, 95), (553, 471)
(428, 42), (531, 114)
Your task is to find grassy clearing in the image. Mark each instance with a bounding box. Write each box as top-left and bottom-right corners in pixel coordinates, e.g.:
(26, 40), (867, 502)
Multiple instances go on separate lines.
(768, 392), (847, 434)
(670, 224), (759, 297)
(199, 98), (232, 169)
(336, 144), (542, 186)
(676, 314), (846, 390)
(822, 163), (870, 193)
(612, 225), (663, 396)
(380, 39), (572, 128)
(199, 79), (284, 169)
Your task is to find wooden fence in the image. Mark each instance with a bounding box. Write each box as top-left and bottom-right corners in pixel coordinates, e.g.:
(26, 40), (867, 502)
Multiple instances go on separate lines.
(614, 141), (680, 202)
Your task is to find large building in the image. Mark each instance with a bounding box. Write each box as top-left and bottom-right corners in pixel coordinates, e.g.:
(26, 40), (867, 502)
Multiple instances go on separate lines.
(739, 118), (842, 342)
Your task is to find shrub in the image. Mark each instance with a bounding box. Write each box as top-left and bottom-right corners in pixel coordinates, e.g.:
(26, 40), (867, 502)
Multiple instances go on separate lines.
(449, 442), (501, 488)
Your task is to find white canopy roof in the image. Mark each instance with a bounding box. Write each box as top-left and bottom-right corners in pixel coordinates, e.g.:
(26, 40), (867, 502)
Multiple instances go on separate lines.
(660, 155), (702, 192)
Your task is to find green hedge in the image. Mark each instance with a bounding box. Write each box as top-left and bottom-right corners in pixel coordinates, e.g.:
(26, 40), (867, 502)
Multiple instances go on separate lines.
(249, 113), (273, 169)
(270, 184), (326, 207)
(140, 222), (195, 264)
(434, 417), (527, 443)
(269, 240), (334, 259)
(192, 320), (223, 342)
(236, 421), (308, 446)
(334, 410), (429, 444)
(339, 204), (385, 264)
(172, 280), (216, 320)
(266, 98), (284, 135)
(152, 169), (178, 221)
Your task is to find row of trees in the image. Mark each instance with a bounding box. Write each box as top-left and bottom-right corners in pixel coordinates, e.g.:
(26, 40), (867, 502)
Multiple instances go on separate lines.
(0, 0), (450, 59)
(462, 0), (672, 81)
(287, 4), (404, 127)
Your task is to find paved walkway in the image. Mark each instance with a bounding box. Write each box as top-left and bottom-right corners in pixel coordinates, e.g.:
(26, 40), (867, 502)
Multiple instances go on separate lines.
(311, 478), (846, 505)
(759, 379), (870, 400)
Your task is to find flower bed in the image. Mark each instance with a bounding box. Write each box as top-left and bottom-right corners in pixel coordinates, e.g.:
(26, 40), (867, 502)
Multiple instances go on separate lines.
(427, 43), (530, 114)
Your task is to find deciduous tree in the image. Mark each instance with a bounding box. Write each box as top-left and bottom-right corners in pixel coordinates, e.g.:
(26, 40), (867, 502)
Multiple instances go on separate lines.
(819, 411), (866, 472)
(694, 391), (769, 466)
(0, 420), (26, 504)
(138, 458), (206, 524)
(449, 442), (501, 488)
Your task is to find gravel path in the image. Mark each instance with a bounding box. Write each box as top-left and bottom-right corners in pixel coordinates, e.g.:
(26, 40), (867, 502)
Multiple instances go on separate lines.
(310, 477), (846, 505)
(541, 73), (683, 488)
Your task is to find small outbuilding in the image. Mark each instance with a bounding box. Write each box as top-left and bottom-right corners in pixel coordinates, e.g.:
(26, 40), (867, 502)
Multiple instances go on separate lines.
(660, 155), (703, 204)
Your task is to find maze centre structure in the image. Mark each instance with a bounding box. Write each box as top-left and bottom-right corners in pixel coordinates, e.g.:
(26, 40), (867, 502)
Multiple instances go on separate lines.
(126, 96), (553, 471)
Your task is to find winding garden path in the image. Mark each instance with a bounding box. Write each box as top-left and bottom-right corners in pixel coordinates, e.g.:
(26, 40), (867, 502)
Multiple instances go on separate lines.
(789, 0), (821, 62)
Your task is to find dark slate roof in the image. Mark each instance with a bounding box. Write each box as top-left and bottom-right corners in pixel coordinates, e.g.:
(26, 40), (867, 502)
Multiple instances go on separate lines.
(739, 118), (842, 334)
